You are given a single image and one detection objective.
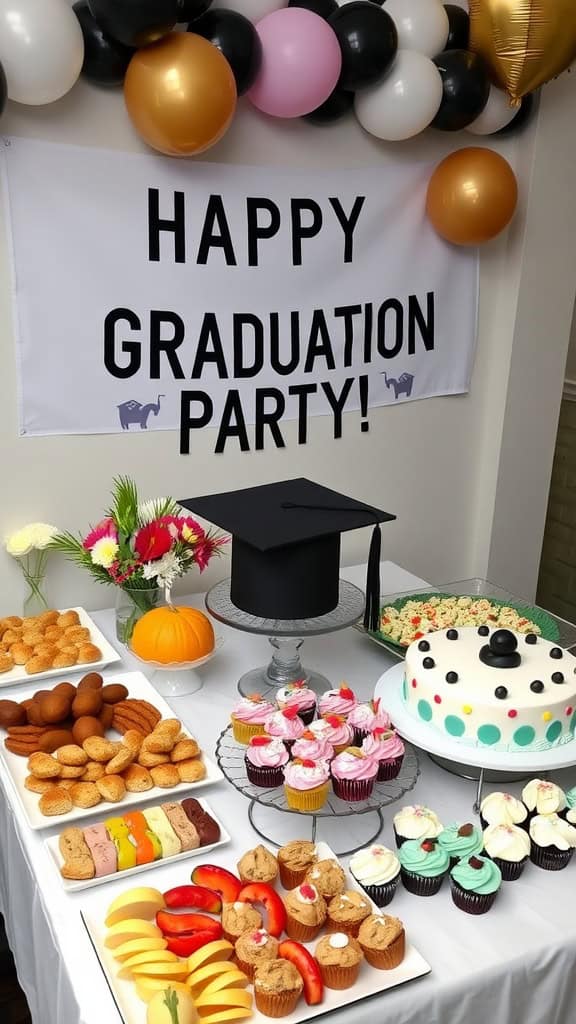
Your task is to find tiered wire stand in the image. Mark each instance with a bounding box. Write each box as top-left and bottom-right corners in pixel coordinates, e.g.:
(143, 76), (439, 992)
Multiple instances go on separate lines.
(216, 725), (420, 856)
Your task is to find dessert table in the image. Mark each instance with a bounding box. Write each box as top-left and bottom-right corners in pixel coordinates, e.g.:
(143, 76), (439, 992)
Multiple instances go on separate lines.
(1, 560), (576, 1024)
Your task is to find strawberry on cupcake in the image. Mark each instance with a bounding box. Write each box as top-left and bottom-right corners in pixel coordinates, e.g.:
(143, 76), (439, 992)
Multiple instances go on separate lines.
(319, 684), (357, 719)
(264, 706), (305, 748)
(245, 736), (289, 788)
(309, 715), (353, 754)
(291, 729), (334, 764)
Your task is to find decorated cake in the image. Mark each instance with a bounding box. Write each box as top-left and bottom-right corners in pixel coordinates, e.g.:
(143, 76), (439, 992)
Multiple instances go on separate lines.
(403, 626), (576, 752)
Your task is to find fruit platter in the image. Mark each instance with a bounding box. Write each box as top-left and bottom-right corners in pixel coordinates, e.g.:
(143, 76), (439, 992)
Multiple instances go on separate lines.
(82, 840), (430, 1024)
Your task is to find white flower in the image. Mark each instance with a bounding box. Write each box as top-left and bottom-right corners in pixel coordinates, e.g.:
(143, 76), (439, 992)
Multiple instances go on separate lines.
(142, 549), (182, 587)
(90, 536), (119, 569)
(5, 522), (59, 557)
(30, 523), (59, 550)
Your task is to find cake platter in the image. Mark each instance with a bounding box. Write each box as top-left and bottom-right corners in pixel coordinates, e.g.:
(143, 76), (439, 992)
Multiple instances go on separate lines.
(375, 664), (576, 810)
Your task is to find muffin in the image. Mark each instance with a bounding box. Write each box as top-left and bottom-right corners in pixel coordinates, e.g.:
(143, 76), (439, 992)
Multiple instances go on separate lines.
(348, 698), (391, 745)
(522, 779), (566, 820)
(318, 684), (357, 719)
(264, 707), (305, 748)
(330, 747), (379, 802)
(253, 959), (303, 1018)
(357, 913), (405, 970)
(349, 844), (400, 907)
(437, 822), (484, 867)
(450, 855), (502, 914)
(309, 716), (353, 754)
(231, 695), (275, 745)
(276, 681), (317, 725)
(315, 933), (363, 989)
(284, 759), (329, 812)
(482, 824), (531, 881)
(283, 883), (327, 942)
(245, 736), (289, 788)
(304, 858), (346, 900)
(529, 813), (576, 870)
(393, 805), (443, 848)
(326, 890), (372, 937)
(479, 791), (528, 830)
(291, 731), (334, 764)
(360, 729), (405, 782)
(237, 844), (279, 885)
(235, 928), (279, 980)
(277, 839), (317, 889)
(397, 837), (450, 896)
(222, 901), (262, 944)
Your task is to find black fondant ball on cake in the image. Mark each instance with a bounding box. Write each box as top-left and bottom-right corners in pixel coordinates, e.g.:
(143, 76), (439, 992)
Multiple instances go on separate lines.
(479, 628), (521, 668)
(447, 629), (458, 640)
(530, 680), (544, 693)
(418, 640), (431, 652)
(552, 672), (564, 684)
(495, 686), (508, 700)
(525, 633), (538, 644)
(550, 647), (563, 659)
(478, 625), (490, 637)
(446, 671), (458, 683)
(423, 657), (435, 669)
(491, 630), (517, 654)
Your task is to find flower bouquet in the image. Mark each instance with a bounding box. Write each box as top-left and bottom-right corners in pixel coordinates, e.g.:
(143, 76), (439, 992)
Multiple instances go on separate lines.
(5, 522), (59, 615)
(50, 478), (227, 644)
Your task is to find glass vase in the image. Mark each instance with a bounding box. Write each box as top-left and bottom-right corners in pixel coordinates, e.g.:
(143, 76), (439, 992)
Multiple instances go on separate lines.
(115, 585), (162, 646)
(22, 573), (49, 618)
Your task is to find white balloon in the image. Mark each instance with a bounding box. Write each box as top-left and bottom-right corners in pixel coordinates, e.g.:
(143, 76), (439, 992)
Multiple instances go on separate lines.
(213, 0), (287, 23)
(354, 50), (443, 142)
(0, 0), (84, 105)
(383, 0), (449, 57)
(466, 84), (518, 135)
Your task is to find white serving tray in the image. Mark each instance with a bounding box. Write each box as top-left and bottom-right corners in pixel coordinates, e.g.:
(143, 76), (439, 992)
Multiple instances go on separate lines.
(0, 606), (121, 688)
(45, 797), (231, 893)
(0, 670), (224, 830)
(82, 839), (431, 1024)
(376, 663), (576, 772)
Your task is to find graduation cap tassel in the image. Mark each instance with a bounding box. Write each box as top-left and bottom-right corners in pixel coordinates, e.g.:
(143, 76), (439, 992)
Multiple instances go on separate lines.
(364, 523), (381, 633)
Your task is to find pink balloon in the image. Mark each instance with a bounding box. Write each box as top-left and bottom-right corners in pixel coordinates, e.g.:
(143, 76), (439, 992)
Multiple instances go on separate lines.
(248, 8), (342, 118)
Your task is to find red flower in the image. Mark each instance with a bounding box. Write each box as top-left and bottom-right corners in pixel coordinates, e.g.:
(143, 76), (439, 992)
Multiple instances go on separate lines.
(193, 537), (219, 573)
(134, 522), (173, 562)
(83, 517), (117, 551)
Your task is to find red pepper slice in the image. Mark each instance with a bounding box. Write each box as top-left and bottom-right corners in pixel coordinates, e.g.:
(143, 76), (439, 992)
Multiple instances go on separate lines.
(279, 940), (324, 1006)
(156, 910), (222, 938)
(191, 864), (242, 903)
(163, 885), (222, 914)
(237, 883), (287, 938)
(165, 930), (218, 957)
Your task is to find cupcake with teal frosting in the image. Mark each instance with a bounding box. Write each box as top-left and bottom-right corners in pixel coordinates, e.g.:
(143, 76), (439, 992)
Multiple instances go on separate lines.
(437, 822), (483, 867)
(562, 787), (576, 825)
(397, 837), (450, 896)
(450, 855), (502, 914)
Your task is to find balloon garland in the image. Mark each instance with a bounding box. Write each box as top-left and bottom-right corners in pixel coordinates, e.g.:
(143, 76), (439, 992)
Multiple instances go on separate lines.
(0, 0), (571, 244)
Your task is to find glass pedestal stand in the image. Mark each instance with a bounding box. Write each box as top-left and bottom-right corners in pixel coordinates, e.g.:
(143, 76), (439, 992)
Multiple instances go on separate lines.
(206, 578), (366, 698)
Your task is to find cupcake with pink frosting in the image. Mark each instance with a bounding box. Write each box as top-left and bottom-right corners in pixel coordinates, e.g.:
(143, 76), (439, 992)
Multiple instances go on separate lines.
(318, 684), (357, 719)
(276, 680), (317, 725)
(309, 715), (353, 754)
(330, 747), (379, 802)
(292, 730), (334, 764)
(245, 736), (289, 788)
(264, 706), (305, 748)
(231, 694), (276, 745)
(348, 698), (391, 745)
(284, 758), (330, 811)
(361, 728), (405, 781)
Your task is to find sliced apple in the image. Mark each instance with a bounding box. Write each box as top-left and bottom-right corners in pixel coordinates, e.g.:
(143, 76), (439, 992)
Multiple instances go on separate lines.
(187, 940), (234, 976)
(112, 937), (167, 962)
(117, 951), (178, 980)
(187, 961), (239, 995)
(135, 979), (191, 1004)
(195, 989), (253, 1015)
(105, 920), (162, 949)
(202, 972), (250, 995)
(105, 887), (166, 928)
(199, 1010), (253, 1024)
(132, 962), (189, 981)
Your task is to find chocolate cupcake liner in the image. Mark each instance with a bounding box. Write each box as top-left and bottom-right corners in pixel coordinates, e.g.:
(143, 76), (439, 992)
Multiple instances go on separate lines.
(450, 880), (498, 914)
(400, 868), (446, 896)
(351, 874), (400, 908)
(284, 915), (324, 943)
(245, 759), (284, 789)
(393, 827), (410, 849)
(319, 960), (361, 990)
(360, 929), (405, 970)
(529, 843), (574, 871)
(255, 988), (302, 1018)
(376, 756), (404, 783)
(330, 774), (376, 802)
(298, 706), (316, 726)
(482, 851), (528, 881)
(352, 727), (370, 747)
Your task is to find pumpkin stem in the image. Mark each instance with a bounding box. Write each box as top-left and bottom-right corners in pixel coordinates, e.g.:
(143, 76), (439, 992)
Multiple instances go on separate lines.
(165, 584), (173, 608)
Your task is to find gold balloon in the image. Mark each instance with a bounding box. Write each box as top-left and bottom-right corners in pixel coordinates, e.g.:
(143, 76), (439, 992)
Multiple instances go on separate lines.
(426, 148), (518, 247)
(124, 33), (237, 157)
(469, 0), (576, 100)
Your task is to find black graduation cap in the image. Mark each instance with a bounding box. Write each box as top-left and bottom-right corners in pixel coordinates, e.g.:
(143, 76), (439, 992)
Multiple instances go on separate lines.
(179, 478), (395, 629)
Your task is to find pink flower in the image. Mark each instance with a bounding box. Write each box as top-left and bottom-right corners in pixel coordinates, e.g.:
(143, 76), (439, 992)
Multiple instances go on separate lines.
(83, 518), (117, 551)
(157, 515), (206, 543)
(134, 523), (173, 562)
(193, 537), (218, 573)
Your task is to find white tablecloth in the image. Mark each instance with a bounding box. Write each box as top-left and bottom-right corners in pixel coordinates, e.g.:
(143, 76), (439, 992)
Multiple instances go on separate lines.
(1, 562), (576, 1024)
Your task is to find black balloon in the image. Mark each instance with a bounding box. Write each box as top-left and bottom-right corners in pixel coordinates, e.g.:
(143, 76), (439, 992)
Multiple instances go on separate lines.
(189, 10), (261, 96)
(0, 61), (6, 120)
(88, 0), (179, 47)
(288, 0), (338, 19)
(329, 2), (397, 91)
(495, 92), (535, 135)
(178, 0), (212, 22)
(432, 49), (490, 131)
(444, 4), (469, 49)
(304, 86), (354, 124)
(73, 1), (133, 86)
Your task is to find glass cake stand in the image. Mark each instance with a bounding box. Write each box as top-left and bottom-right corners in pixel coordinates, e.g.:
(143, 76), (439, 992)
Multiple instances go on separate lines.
(216, 725), (420, 856)
(206, 578), (366, 698)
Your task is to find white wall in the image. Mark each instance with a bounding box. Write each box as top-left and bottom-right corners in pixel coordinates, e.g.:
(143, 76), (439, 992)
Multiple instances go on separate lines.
(0, 14), (575, 615)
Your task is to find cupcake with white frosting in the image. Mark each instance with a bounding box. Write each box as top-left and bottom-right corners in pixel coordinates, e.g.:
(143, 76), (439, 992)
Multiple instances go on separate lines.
(480, 791), (528, 830)
(482, 823), (531, 881)
(522, 778), (566, 819)
(349, 844), (400, 907)
(529, 813), (576, 870)
(393, 804), (443, 848)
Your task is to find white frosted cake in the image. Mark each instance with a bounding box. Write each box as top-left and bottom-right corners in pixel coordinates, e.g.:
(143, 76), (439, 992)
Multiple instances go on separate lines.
(403, 626), (576, 752)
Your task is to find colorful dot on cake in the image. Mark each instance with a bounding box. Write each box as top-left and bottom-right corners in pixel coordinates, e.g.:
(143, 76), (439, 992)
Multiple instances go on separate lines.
(417, 699), (433, 722)
(571, 712), (576, 734)
(566, 706), (574, 716)
(444, 715), (465, 737)
(477, 724), (501, 746)
(434, 695), (442, 704)
(542, 711), (552, 722)
(462, 705), (473, 715)
(546, 720), (562, 743)
(507, 709), (518, 718)
(513, 725), (535, 747)
(411, 679), (417, 688)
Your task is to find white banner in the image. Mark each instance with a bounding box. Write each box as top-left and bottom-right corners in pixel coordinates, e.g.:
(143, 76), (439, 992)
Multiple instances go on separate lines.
(2, 138), (478, 453)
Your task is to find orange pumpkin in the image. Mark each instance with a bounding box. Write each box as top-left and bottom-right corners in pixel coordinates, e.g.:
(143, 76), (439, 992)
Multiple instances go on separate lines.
(131, 606), (215, 664)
